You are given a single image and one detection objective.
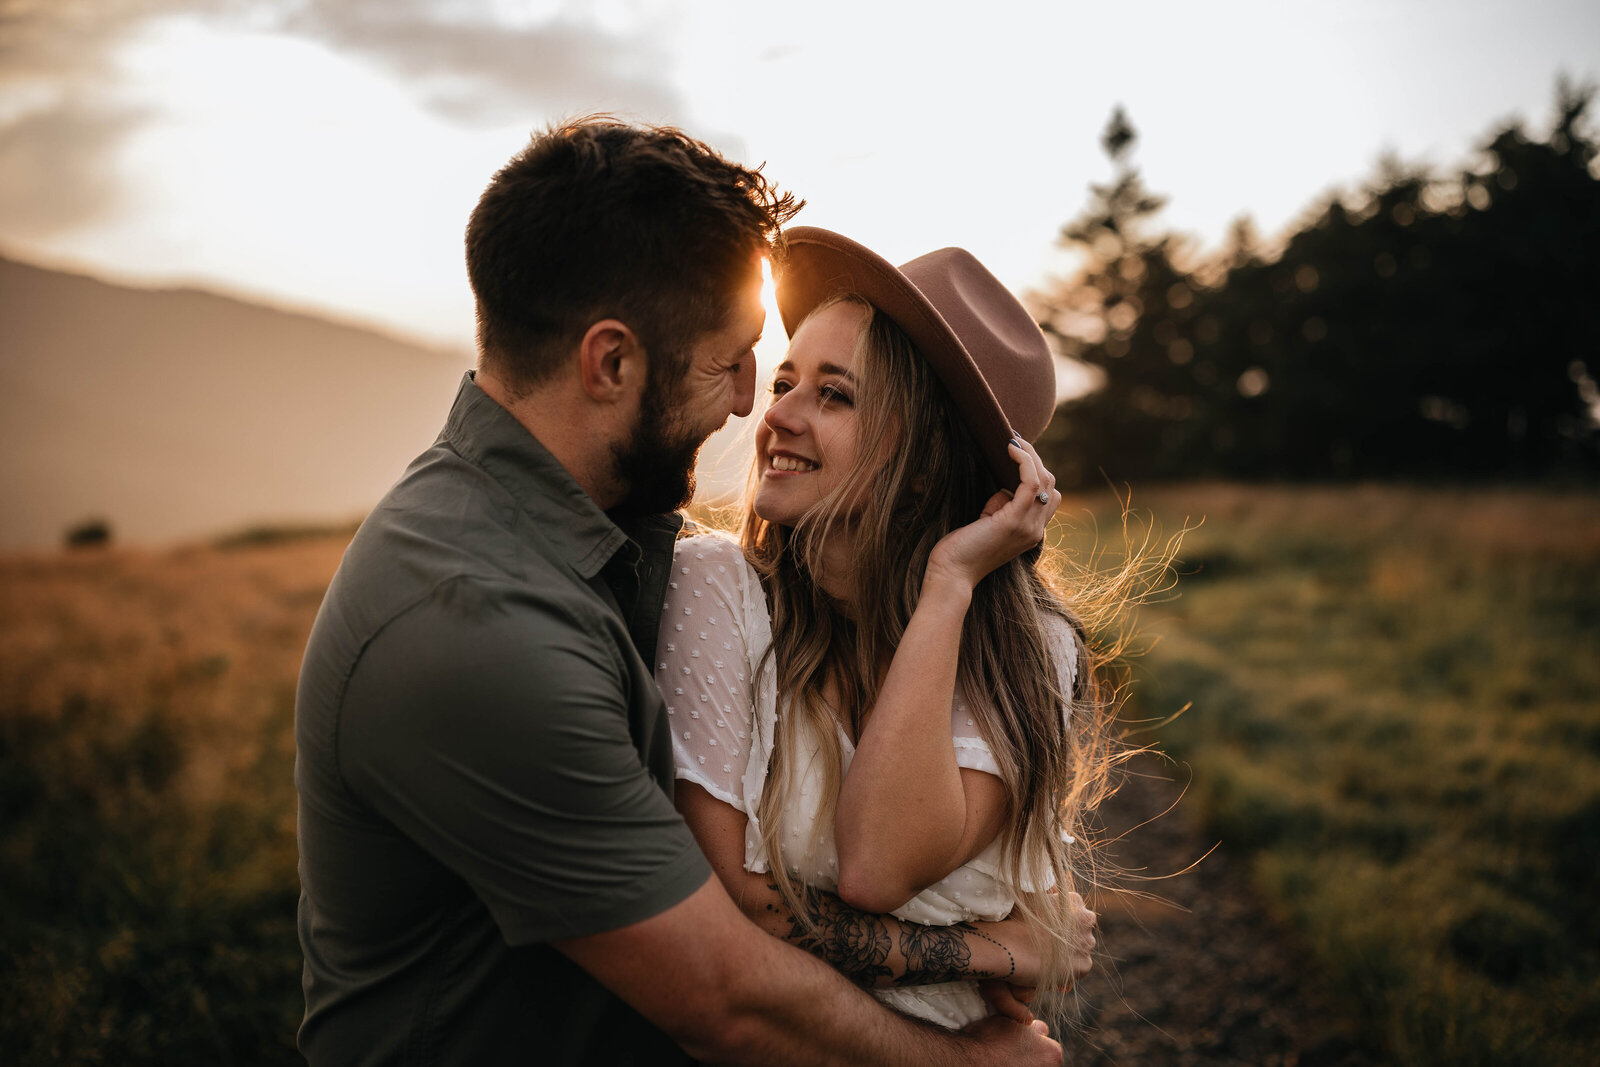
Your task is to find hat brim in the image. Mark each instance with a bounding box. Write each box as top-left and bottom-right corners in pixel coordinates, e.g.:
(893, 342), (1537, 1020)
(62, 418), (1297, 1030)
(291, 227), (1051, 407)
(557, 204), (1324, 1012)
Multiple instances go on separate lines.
(774, 227), (1021, 492)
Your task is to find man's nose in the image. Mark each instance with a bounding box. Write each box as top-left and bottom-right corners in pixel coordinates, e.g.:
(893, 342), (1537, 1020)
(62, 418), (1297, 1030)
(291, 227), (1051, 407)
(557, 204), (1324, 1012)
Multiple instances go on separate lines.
(731, 359), (757, 419)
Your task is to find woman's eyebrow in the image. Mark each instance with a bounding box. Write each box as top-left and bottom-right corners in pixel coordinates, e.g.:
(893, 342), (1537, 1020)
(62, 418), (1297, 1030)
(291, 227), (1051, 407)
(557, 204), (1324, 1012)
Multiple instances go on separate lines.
(818, 362), (857, 382)
(771, 360), (857, 383)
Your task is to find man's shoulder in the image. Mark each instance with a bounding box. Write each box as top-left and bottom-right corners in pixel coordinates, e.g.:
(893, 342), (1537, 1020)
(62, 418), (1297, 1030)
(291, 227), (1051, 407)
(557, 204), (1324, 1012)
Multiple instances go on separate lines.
(307, 445), (601, 682)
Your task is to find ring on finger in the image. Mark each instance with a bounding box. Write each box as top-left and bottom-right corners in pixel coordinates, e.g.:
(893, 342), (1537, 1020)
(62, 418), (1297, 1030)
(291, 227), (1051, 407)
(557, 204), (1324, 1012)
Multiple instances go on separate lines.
(1035, 491), (1051, 505)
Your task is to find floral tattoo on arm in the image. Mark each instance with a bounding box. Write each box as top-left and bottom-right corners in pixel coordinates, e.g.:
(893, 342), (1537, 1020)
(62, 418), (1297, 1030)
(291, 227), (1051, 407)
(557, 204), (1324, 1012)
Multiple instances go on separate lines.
(773, 882), (893, 987)
(769, 882), (1013, 988)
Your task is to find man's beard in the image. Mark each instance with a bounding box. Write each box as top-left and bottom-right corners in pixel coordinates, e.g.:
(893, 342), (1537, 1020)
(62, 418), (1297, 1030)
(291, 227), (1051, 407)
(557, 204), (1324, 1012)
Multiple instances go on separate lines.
(608, 385), (705, 520)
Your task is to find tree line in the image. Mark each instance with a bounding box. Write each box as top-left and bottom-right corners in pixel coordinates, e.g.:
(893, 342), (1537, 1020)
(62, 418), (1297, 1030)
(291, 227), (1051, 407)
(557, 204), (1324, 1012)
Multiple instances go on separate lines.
(1035, 80), (1600, 486)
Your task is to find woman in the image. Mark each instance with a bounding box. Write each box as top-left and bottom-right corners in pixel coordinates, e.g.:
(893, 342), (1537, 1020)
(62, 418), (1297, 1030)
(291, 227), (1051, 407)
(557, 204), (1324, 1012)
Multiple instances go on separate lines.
(655, 228), (1111, 1029)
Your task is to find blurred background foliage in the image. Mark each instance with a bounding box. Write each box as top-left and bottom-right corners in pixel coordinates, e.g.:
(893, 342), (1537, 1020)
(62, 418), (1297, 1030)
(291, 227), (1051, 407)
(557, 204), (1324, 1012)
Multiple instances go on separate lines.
(1056, 485), (1600, 1066)
(2, 81), (1598, 1065)
(1036, 80), (1600, 487)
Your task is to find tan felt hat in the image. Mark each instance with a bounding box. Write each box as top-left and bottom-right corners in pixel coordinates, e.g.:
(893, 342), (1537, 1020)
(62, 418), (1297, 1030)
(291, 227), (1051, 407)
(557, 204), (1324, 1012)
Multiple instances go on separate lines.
(774, 227), (1056, 491)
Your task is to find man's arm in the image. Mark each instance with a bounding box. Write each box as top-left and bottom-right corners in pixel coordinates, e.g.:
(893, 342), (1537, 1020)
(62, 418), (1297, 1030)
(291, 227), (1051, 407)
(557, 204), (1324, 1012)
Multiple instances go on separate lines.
(553, 873), (1061, 1067)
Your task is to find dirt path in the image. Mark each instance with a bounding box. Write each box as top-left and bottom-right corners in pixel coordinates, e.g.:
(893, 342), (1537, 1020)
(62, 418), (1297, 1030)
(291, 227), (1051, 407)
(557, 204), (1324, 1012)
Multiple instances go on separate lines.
(1058, 755), (1377, 1066)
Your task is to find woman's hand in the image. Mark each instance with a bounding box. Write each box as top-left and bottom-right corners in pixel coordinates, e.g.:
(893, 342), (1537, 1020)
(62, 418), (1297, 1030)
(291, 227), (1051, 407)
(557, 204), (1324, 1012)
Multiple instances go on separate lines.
(925, 437), (1060, 593)
(1064, 889), (1097, 985)
(979, 891), (1097, 1022)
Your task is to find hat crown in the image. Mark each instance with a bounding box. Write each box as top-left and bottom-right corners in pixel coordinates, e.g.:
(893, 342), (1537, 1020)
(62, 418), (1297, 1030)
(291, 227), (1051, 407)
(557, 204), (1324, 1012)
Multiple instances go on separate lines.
(898, 247), (1056, 441)
(775, 227), (1055, 489)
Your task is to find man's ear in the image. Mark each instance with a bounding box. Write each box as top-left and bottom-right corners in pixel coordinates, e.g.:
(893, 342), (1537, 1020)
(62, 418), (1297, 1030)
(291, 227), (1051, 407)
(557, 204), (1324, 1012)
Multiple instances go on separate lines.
(577, 319), (647, 402)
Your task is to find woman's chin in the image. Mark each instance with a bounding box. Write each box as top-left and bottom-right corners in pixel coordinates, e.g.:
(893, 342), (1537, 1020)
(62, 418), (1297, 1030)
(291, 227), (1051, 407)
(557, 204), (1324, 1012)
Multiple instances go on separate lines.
(750, 492), (798, 528)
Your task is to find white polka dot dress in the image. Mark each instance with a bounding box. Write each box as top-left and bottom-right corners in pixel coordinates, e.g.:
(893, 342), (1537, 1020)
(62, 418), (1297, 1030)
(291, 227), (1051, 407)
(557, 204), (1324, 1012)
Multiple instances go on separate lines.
(654, 532), (1080, 1029)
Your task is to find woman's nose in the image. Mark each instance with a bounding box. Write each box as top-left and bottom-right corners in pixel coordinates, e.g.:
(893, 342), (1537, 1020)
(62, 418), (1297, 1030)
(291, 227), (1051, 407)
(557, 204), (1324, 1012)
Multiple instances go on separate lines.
(762, 389), (805, 436)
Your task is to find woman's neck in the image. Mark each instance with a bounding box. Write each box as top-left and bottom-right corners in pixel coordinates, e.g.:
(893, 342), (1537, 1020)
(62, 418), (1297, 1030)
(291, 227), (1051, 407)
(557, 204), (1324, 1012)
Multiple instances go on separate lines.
(810, 524), (861, 612)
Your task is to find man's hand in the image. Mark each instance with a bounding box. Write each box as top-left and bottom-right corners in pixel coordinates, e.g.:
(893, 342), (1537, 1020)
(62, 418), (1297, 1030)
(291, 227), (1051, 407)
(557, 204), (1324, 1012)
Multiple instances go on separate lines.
(958, 1014), (1062, 1065)
(977, 979), (1036, 1024)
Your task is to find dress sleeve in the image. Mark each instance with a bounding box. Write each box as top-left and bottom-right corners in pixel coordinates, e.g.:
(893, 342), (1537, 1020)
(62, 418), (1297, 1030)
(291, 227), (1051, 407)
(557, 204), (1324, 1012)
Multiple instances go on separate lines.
(950, 612), (1081, 777)
(1045, 612), (1080, 705)
(655, 534), (757, 813)
(950, 697), (1002, 776)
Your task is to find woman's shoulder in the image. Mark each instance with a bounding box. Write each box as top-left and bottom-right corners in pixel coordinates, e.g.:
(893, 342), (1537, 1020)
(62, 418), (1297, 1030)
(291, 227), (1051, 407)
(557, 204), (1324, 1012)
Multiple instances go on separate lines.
(1040, 610), (1079, 652)
(671, 529), (764, 610)
(673, 529), (754, 575)
(1040, 610), (1081, 694)
(675, 527), (743, 556)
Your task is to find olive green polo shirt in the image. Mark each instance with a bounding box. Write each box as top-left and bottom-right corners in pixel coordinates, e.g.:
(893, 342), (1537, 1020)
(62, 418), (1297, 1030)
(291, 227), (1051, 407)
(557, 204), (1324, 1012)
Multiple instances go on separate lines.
(295, 373), (709, 1066)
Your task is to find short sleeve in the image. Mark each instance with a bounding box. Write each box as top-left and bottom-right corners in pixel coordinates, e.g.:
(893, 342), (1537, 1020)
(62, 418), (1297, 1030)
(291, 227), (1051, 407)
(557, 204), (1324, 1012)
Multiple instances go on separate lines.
(950, 698), (1002, 776)
(338, 578), (710, 944)
(656, 534), (757, 812)
(950, 613), (1080, 778)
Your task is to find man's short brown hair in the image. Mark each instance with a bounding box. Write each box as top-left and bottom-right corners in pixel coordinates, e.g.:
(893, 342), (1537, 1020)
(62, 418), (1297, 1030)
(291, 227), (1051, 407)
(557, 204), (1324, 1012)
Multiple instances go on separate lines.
(465, 117), (801, 390)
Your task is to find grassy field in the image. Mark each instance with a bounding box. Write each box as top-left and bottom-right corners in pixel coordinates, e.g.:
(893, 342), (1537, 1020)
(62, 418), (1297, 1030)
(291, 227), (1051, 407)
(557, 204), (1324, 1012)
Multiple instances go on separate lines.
(1054, 483), (1600, 1066)
(0, 486), (1595, 1063)
(0, 534), (349, 1064)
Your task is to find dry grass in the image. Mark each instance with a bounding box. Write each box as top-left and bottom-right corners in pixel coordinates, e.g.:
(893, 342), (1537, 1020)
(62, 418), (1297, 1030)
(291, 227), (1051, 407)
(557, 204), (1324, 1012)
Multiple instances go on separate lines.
(0, 532), (348, 1065)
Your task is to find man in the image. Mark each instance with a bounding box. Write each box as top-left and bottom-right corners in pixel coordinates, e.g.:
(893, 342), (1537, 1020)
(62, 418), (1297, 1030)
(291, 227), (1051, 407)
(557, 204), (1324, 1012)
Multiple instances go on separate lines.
(295, 118), (1062, 1065)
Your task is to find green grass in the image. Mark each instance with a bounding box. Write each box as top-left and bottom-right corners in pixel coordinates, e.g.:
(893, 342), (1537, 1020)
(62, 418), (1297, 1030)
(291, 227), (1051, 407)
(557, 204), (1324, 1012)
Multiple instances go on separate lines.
(1058, 483), (1600, 1065)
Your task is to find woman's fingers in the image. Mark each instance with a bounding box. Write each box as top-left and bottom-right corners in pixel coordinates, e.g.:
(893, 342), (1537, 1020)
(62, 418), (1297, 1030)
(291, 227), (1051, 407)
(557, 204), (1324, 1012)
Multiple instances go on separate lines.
(926, 439), (1062, 585)
(1008, 437), (1059, 512)
(1004, 440), (1060, 535)
(979, 489), (1013, 520)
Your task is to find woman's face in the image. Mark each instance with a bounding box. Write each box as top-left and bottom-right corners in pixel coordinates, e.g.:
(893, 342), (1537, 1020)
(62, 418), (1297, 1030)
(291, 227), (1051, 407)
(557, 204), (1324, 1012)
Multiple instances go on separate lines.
(753, 301), (871, 527)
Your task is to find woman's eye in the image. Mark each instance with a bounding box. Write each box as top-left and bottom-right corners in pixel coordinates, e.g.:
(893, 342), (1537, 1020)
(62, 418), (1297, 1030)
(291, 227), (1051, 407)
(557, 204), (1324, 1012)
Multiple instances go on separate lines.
(818, 385), (853, 406)
(770, 380), (793, 397)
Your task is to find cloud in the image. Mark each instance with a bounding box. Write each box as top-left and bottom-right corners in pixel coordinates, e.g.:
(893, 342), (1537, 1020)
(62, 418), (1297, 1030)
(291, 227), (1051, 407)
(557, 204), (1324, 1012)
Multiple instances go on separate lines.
(0, 0), (697, 239)
(0, 0), (241, 238)
(0, 94), (152, 237)
(278, 0), (690, 127)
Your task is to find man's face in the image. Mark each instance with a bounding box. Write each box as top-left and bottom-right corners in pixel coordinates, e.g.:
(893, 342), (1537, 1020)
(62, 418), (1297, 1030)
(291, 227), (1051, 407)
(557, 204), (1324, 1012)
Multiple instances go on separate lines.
(609, 264), (764, 517)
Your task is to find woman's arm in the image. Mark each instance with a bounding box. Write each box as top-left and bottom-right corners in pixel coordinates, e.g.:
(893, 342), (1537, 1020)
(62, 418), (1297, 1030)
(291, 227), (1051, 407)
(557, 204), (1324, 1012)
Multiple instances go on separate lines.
(834, 440), (1059, 911)
(679, 783), (1043, 991)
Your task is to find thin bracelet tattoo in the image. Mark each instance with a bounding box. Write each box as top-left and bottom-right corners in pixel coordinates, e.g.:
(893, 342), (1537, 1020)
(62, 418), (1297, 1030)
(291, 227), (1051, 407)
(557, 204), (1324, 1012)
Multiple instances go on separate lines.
(963, 924), (1016, 980)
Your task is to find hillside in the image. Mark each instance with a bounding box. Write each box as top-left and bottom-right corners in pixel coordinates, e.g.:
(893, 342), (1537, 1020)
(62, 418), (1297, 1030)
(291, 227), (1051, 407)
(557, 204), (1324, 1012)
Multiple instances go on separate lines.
(0, 255), (471, 549)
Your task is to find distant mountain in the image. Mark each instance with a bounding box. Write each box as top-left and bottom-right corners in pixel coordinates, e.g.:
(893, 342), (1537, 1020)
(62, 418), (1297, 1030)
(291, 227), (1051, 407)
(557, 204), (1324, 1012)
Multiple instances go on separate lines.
(0, 255), (472, 549)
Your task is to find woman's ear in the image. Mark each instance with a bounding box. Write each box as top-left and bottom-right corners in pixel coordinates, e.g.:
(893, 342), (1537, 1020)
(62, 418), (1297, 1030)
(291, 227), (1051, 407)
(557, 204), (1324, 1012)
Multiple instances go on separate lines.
(577, 319), (647, 403)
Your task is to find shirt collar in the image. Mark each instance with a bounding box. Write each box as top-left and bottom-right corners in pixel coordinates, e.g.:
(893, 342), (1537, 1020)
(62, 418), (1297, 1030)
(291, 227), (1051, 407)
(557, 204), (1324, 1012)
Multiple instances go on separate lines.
(441, 371), (681, 578)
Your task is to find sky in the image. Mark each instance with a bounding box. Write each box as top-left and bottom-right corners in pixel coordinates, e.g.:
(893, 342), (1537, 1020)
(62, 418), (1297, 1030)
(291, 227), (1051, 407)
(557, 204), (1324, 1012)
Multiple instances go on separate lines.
(3, 0), (1598, 358)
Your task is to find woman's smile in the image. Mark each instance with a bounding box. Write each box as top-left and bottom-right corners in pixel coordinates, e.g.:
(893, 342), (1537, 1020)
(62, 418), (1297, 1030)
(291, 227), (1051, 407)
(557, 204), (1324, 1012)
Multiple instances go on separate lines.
(767, 451), (819, 473)
(753, 300), (868, 525)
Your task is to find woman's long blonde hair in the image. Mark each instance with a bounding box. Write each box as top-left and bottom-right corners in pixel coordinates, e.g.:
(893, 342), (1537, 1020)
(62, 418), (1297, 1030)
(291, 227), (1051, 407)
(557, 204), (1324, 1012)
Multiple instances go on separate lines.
(739, 296), (1136, 1006)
